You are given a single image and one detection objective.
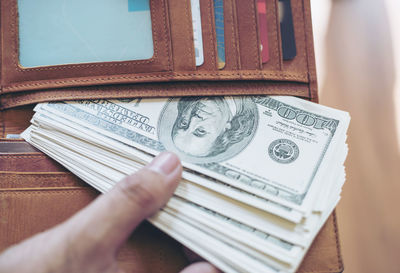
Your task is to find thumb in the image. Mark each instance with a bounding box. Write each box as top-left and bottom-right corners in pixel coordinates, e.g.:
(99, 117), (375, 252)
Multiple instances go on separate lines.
(180, 262), (221, 273)
(64, 151), (182, 251)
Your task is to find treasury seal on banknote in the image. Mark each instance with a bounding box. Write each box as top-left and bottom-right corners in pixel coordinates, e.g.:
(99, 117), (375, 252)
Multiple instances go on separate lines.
(268, 139), (299, 164)
(158, 96), (258, 164)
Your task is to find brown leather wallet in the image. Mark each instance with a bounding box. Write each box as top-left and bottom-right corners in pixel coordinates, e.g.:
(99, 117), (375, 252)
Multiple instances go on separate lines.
(0, 1), (343, 272)
(0, 0), (317, 109)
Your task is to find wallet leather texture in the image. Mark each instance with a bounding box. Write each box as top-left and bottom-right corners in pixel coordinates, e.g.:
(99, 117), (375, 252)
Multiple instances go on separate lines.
(0, 1), (344, 272)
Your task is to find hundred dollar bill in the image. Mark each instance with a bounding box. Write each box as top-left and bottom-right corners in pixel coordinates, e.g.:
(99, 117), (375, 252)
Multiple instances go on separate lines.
(24, 131), (287, 272)
(23, 127), (302, 263)
(35, 96), (349, 212)
(25, 123), (309, 245)
(28, 109), (304, 222)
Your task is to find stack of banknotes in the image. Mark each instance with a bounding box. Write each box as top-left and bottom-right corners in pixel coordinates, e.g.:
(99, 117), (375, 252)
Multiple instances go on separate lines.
(22, 96), (350, 273)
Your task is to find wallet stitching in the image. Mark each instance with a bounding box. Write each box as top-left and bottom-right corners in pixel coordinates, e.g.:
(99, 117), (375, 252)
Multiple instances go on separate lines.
(2, 71), (308, 91)
(228, 0), (238, 70)
(0, 188), (92, 194)
(0, 155), (47, 159)
(301, 0), (313, 100)
(249, 0), (260, 70)
(301, 0), (318, 101)
(208, 0), (217, 69)
(0, 173), (72, 177)
(0, 111), (5, 138)
(332, 212), (344, 271)
(301, 268), (343, 273)
(1, 84), (309, 109)
(8, 0), (174, 73)
(300, 1), (308, 77)
(160, 0), (172, 71)
(184, 1), (195, 69)
(17, 82), (307, 96)
(271, 0), (282, 70)
(231, 0), (241, 70)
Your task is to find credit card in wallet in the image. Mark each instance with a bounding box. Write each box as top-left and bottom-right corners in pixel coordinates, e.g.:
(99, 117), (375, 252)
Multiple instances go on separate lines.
(278, 0), (296, 60)
(18, 0), (153, 68)
(213, 0), (225, 69)
(257, 0), (270, 63)
(191, 0), (204, 66)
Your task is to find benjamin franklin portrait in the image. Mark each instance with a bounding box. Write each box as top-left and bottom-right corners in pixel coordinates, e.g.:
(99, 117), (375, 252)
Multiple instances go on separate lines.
(158, 96), (258, 164)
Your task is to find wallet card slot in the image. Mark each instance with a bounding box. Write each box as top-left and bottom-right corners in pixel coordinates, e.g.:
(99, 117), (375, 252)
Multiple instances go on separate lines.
(17, 1), (154, 68)
(280, 0), (307, 74)
(234, 0), (261, 70)
(197, 0), (218, 71)
(261, 0), (283, 71)
(222, 0), (241, 71)
(167, 0), (196, 71)
(197, 0), (240, 71)
(1, 0), (173, 92)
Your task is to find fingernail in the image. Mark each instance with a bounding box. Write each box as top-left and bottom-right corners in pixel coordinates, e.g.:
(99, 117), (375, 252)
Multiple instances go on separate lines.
(148, 152), (180, 175)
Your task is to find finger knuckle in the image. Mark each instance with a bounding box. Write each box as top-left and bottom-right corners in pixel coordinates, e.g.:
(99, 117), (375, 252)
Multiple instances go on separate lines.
(118, 170), (165, 209)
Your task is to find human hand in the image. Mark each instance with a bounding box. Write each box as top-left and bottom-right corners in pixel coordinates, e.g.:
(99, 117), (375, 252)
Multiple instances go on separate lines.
(0, 152), (219, 273)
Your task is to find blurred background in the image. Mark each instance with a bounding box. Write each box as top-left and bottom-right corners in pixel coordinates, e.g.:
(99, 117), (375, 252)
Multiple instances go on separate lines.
(310, 0), (400, 272)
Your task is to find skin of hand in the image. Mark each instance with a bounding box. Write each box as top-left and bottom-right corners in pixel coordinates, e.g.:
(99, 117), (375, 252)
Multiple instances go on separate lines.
(0, 152), (220, 273)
